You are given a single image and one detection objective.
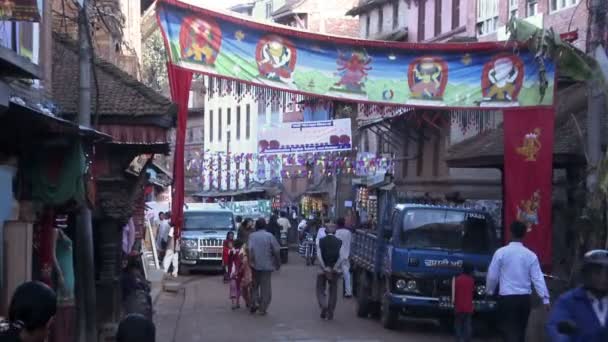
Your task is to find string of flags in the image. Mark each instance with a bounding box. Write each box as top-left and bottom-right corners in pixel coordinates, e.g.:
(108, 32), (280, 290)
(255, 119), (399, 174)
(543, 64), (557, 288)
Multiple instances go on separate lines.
(185, 150), (394, 183)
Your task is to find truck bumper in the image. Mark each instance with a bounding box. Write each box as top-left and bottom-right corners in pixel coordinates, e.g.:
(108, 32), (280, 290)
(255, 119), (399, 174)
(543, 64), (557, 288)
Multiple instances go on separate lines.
(179, 258), (223, 271)
(387, 293), (498, 316)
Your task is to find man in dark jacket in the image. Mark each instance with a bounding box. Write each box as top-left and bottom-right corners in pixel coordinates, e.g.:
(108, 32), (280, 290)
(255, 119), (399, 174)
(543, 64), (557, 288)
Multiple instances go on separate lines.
(316, 224), (344, 320)
(248, 218), (281, 315)
(546, 249), (608, 342)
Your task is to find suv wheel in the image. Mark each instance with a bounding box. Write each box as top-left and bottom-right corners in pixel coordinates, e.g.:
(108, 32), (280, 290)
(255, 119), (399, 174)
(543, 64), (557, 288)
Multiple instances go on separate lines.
(178, 264), (190, 276)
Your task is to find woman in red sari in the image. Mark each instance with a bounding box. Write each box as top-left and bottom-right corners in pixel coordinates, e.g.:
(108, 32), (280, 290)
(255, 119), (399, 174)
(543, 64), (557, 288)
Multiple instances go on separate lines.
(228, 240), (244, 310)
(222, 231), (235, 283)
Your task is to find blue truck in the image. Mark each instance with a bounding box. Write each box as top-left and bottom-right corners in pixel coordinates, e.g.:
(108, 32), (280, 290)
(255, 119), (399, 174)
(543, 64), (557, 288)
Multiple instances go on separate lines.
(351, 203), (500, 330)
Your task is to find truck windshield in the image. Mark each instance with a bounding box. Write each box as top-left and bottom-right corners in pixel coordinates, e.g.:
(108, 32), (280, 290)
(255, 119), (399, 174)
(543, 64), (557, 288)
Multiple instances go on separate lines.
(401, 209), (494, 253)
(184, 212), (234, 230)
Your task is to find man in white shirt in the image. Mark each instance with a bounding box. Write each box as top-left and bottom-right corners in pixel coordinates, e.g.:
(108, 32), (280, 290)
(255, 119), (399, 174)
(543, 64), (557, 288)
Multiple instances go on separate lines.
(162, 227), (179, 277)
(315, 222), (327, 249)
(277, 211), (291, 234)
(486, 221), (550, 342)
(335, 217), (353, 298)
(156, 212), (171, 260)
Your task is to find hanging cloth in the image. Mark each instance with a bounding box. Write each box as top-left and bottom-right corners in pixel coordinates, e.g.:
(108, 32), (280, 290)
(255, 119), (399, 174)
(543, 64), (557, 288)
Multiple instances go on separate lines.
(24, 141), (86, 206)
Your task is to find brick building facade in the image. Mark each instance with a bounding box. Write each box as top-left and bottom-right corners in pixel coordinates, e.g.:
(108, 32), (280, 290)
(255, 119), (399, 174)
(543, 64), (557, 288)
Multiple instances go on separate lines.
(472, 0), (587, 51)
(272, 0), (360, 37)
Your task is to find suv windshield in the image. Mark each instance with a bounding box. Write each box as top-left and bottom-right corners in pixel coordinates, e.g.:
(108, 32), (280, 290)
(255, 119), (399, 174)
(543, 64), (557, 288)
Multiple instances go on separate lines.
(184, 212), (234, 230)
(400, 209), (494, 253)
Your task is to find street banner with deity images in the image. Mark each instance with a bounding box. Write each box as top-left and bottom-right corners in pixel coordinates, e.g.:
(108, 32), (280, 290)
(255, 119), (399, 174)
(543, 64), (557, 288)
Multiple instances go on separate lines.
(258, 119), (352, 155)
(156, 0), (555, 109)
(504, 108), (554, 267)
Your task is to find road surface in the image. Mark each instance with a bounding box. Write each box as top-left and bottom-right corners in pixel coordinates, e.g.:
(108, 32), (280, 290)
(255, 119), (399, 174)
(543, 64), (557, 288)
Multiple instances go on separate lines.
(154, 252), (496, 342)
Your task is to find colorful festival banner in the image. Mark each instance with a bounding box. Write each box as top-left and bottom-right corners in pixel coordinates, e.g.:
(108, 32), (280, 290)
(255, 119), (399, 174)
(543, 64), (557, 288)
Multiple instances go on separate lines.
(0, 0), (40, 22)
(258, 119), (352, 155)
(504, 108), (554, 267)
(156, 0), (555, 109)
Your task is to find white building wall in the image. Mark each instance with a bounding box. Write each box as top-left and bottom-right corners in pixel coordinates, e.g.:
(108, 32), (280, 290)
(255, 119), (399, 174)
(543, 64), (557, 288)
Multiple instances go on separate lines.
(358, 1), (412, 40)
(203, 80), (284, 191)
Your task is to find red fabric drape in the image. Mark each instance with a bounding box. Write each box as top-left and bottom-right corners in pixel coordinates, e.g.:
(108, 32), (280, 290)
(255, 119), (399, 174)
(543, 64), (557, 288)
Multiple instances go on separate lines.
(504, 108), (555, 267)
(167, 64), (193, 240)
(35, 208), (55, 286)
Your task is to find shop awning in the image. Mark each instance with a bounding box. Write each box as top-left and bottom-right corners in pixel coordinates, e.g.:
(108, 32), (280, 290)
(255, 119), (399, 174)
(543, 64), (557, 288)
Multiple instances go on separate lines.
(0, 80), (111, 142)
(352, 173), (394, 190)
(0, 45), (41, 79)
(194, 182), (282, 198)
(446, 84), (588, 169)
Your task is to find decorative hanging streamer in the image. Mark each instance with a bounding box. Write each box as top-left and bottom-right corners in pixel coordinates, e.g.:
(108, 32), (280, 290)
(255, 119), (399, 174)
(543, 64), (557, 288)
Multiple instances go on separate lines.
(504, 108), (555, 268)
(167, 64), (193, 239)
(451, 110), (500, 135)
(156, 0), (555, 109)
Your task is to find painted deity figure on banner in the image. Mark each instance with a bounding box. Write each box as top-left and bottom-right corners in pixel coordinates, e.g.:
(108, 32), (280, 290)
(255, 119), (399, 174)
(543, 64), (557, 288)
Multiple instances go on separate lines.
(482, 55), (524, 102)
(332, 49), (372, 94)
(256, 35), (297, 83)
(407, 57), (448, 100)
(516, 190), (541, 232)
(516, 128), (542, 161)
(179, 17), (222, 66)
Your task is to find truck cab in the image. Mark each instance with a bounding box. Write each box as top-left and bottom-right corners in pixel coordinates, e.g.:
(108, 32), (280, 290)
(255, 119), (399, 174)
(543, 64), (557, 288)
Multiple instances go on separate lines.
(351, 203), (499, 329)
(179, 204), (236, 274)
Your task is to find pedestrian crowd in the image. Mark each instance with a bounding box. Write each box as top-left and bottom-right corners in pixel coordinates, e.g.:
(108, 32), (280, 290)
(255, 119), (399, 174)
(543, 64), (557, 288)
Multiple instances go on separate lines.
(222, 215), (281, 315)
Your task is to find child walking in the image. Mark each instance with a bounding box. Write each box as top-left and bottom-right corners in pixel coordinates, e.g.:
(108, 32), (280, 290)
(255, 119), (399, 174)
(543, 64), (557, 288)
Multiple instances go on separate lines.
(452, 263), (475, 342)
(229, 240), (244, 310)
(222, 231), (235, 283)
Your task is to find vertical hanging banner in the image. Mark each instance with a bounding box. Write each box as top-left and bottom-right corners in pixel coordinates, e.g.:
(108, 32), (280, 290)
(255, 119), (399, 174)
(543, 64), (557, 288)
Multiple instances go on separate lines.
(155, 0), (555, 109)
(504, 108), (555, 267)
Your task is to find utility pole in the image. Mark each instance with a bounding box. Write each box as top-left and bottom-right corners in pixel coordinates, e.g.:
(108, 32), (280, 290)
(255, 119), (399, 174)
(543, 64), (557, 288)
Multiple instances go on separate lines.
(227, 128), (231, 191)
(586, 0), (606, 193)
(75, 1), (98, 341)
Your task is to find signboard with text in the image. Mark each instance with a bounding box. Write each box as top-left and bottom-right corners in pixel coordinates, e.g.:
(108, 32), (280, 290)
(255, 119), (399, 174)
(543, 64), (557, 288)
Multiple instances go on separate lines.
(258, 119), (352, 155)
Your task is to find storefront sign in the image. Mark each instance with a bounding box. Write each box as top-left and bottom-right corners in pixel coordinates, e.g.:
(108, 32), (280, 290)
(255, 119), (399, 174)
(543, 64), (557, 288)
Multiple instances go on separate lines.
(0, 0), (40, 22)
(225, 200), (271, 219)
(258, 119), (352, 155)
(157, 0), (555, 109)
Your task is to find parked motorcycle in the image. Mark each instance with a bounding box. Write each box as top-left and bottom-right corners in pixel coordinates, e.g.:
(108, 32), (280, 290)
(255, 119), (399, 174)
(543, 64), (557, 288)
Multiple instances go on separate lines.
(298, 232), (316, 266)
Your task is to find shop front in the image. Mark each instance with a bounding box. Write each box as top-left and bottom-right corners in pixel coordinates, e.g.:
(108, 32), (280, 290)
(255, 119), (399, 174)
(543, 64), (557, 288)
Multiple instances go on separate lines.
(352, 173), (394, 230)
(300, 191), (328, 221)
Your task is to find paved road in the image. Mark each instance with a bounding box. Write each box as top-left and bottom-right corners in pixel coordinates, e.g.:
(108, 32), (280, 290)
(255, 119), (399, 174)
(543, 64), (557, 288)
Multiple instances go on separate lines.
(155, 252), (493, 342)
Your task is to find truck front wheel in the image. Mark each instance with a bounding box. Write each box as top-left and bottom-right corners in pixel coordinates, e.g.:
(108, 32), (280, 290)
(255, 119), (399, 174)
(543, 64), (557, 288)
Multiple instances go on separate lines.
(356, 273), (371, 318)
(380, 296), (399, 329)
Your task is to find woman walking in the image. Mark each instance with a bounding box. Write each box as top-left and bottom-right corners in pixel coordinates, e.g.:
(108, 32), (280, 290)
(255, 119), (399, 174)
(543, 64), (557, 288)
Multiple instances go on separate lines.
(222, 231), (235, 283)
(239, 240), (254, 308)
